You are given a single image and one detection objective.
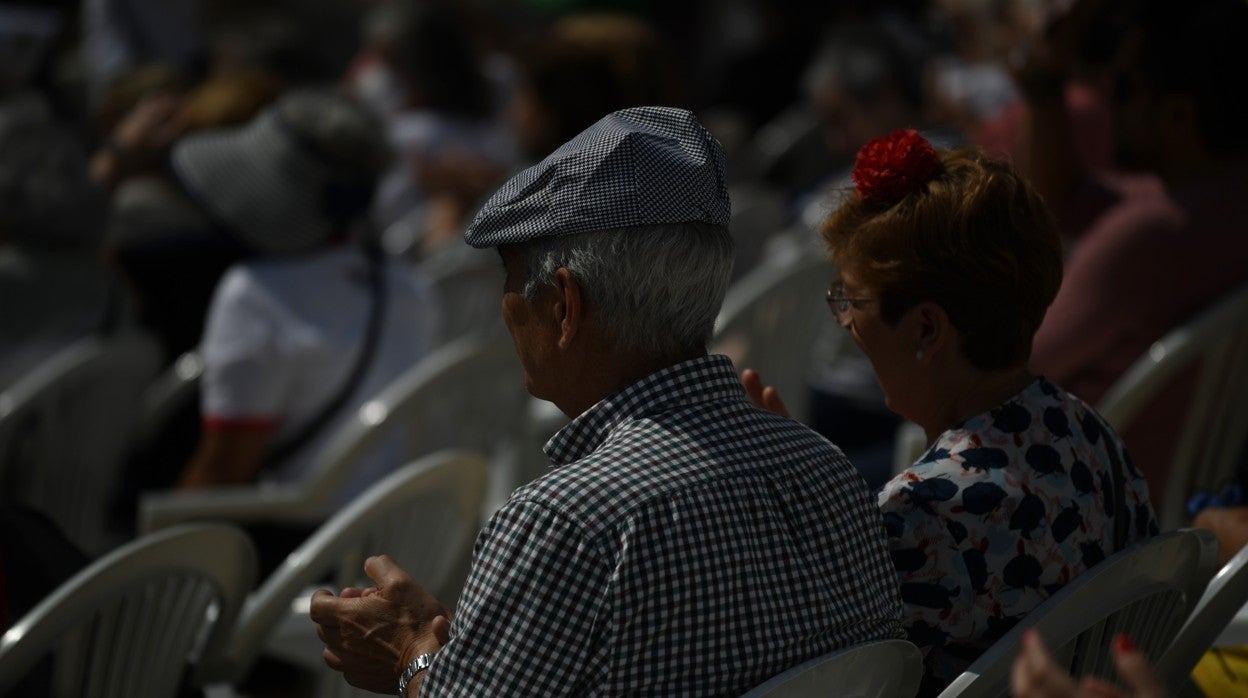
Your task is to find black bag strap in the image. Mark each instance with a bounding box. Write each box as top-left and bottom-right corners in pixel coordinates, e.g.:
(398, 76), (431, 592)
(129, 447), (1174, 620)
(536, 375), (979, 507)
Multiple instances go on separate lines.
(264, 246), (386, 467)
(1102, 418), (1131, 554)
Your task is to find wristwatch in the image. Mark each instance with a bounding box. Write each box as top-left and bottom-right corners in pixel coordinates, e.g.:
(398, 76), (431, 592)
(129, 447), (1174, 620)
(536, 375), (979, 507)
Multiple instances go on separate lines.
(397, 652), (437, 696)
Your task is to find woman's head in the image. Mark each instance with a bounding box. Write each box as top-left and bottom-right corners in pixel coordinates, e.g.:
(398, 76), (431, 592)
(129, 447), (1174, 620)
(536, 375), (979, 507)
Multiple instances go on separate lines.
(822, 130), (1062, 372)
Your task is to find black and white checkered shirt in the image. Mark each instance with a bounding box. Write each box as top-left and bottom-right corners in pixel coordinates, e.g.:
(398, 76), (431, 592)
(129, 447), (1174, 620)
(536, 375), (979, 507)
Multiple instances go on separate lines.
(422, 355), (904, 696)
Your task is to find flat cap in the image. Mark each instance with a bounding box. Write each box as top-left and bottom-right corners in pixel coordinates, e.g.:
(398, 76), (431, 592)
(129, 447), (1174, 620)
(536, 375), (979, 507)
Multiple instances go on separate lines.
(464, 106), (730, 247)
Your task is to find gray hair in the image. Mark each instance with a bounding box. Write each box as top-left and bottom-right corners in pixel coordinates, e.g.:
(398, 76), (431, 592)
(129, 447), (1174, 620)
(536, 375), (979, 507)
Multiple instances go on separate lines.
(519, 222), (734, 357)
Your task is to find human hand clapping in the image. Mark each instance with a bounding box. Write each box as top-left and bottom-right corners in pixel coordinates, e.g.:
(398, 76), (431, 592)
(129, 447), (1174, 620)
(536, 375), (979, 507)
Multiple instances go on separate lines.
(310, 555), (451, 694)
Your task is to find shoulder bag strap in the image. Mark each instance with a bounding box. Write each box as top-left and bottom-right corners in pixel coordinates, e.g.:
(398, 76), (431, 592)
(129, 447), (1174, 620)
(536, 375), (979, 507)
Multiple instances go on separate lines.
(264, 246), (387, 467)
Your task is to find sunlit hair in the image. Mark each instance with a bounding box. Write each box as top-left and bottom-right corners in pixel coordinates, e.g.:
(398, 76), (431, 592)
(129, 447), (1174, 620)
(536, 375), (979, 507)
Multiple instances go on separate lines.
(822, 147), (1062, 371)
(517, 223), (734, 357)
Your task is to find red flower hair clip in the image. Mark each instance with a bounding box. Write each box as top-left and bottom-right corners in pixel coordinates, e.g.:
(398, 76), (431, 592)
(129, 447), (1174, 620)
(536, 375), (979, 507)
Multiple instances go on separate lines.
(851, 128), (940, 202)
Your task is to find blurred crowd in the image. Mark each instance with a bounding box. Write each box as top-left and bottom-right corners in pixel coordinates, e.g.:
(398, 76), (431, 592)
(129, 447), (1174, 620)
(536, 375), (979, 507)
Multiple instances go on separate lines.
(2, 0), (1246, 543)
(0, 0), (1115, 373)
(3, 0), (1247, 554)
(3, 0), (1248, 695)
(0, 0), (1054, 493)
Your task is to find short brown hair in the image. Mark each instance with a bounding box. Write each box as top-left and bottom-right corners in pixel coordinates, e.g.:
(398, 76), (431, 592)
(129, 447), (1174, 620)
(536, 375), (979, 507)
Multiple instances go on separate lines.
(822, 147), (1062, 371)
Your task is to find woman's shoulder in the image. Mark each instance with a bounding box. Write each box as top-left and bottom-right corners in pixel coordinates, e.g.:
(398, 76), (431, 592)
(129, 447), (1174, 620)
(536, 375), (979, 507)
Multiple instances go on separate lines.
(955, 377), (1118, 452)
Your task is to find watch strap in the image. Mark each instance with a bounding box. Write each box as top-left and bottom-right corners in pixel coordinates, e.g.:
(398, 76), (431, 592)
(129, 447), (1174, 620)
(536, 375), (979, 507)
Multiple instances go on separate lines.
(397, 652), (436, 696)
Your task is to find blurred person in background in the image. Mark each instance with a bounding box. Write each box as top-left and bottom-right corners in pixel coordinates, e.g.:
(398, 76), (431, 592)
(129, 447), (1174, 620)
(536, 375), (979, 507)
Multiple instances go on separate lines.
(507, 11), (687, 165)
(96, 66), (284, 362)
(0, 100), (121, 388)
(79, 0), (204, 109)
(343, 0), (516, 261)
(163, 89), (441, 572)
(972, 0), (1129, 189)
(1028, 0), (1248, 498)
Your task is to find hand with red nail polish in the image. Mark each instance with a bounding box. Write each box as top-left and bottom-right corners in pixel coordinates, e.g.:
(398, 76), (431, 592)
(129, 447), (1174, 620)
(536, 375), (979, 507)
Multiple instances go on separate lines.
(1105, 633), (1170, 698)
(1012, 629), (1171, 698)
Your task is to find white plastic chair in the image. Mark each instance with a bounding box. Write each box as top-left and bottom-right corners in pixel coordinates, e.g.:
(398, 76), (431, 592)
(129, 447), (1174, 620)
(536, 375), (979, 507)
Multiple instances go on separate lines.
(0, 331), (163, 555)
(138, 334), (525, 534)
(936, 528), (1219, 698)
(198, 451), (487, 696)
(1096, 282), (1248, 530)
(424, 250), (507, 342)
(728, 183), (792, 281)
(1155, 540), (1248, 694)
(738, 638), (924, 698)
(890, 420), (928, 477)
(132, 349), (203, 448)
(713, 241), (831, 423)
(0, 523), (257, 698)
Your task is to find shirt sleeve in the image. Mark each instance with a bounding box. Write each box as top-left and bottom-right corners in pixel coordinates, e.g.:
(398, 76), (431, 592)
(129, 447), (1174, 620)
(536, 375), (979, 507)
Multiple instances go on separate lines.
(878, 468), (984, 654)
(199, 267), (295, 420)
(421, 500), (612, 696)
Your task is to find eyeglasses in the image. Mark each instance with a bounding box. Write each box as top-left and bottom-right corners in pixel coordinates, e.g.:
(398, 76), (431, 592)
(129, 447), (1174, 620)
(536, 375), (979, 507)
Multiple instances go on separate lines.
(825, 283), (877, 326)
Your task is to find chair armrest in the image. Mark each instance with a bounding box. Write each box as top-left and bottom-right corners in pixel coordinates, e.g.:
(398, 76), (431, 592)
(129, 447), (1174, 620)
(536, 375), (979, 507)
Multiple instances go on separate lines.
(1216, 602), (1248, 646)
(138, 484), (327, 534)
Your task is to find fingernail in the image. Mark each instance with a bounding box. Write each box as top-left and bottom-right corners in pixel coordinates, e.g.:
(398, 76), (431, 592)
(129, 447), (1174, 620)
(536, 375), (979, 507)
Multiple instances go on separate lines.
(1084, 681), (1120, 698)
(1113, 634), (1136, 653)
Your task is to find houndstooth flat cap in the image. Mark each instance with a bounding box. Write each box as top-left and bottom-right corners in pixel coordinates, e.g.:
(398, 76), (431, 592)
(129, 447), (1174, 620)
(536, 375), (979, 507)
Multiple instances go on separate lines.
(463, 106), (730, 248)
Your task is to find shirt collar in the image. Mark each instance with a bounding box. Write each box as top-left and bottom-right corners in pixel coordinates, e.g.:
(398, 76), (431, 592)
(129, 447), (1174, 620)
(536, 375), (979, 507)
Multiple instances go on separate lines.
(544, 354), (744, 465)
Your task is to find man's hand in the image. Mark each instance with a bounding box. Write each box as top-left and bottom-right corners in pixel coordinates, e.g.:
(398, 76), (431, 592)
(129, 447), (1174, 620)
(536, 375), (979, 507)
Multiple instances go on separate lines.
(311, 555), (452, 694)
(740, 368), (790, 418)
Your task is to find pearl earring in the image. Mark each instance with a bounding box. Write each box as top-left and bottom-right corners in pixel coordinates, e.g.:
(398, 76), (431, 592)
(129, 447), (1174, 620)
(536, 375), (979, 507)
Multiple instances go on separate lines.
(915, 347), (924, 360)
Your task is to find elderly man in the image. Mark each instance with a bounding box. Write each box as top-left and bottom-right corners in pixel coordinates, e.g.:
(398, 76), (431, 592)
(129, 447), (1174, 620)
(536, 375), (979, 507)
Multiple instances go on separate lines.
(311, 107), (903, 696)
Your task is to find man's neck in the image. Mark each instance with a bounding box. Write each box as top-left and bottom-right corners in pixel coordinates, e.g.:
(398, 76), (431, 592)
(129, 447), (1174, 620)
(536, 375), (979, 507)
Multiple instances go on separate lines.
(554, 343), (707, 419)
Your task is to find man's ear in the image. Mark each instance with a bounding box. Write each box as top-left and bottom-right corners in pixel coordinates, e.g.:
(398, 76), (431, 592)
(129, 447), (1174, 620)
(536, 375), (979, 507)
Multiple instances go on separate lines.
(912, 301), (952, 363)
(552, 267), (584, 349)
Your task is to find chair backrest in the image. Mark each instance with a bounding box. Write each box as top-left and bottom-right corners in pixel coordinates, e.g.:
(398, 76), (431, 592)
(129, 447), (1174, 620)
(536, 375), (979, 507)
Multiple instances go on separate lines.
(738, 639), (924, 698)
(936, 528), (1219, 698)
(1155, 540), (1248, 690)
(139, 334), (525, 532)
(424, 253), (506, 343)
(203, 451), (487, 686)
(713, 243), (830, 422)
(132, 349), (204, 449)
(728, 183), (791, 281)
(0, 332), (163, 555)
(0, 523), (256, 698)
(1096, 282), (1248, 529)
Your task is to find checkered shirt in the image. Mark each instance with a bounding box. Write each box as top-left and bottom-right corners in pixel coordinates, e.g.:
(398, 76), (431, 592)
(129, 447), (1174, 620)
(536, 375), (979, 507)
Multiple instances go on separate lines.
(421, 355), (904, 696)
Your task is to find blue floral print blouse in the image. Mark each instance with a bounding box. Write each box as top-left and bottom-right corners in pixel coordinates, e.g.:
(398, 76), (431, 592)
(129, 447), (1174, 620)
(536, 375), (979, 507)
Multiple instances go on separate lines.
(877, 377), (1158, 693)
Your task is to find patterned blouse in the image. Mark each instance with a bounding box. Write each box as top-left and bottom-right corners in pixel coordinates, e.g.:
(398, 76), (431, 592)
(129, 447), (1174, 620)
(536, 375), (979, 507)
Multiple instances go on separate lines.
(877, 377), (1158, 693)
(423, 355), (904, 696)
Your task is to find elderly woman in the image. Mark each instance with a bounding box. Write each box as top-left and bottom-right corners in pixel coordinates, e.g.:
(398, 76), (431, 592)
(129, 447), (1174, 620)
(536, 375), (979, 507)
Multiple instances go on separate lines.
(748, 129), (1158, 695)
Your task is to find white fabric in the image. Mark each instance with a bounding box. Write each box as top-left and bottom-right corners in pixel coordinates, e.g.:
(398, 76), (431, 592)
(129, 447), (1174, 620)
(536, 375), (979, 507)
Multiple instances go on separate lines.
(200, 244), (441, 504)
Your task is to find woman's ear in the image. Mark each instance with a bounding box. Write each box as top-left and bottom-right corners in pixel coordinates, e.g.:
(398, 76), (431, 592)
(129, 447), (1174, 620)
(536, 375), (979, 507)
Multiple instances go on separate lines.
(912, 301), (952, 363)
